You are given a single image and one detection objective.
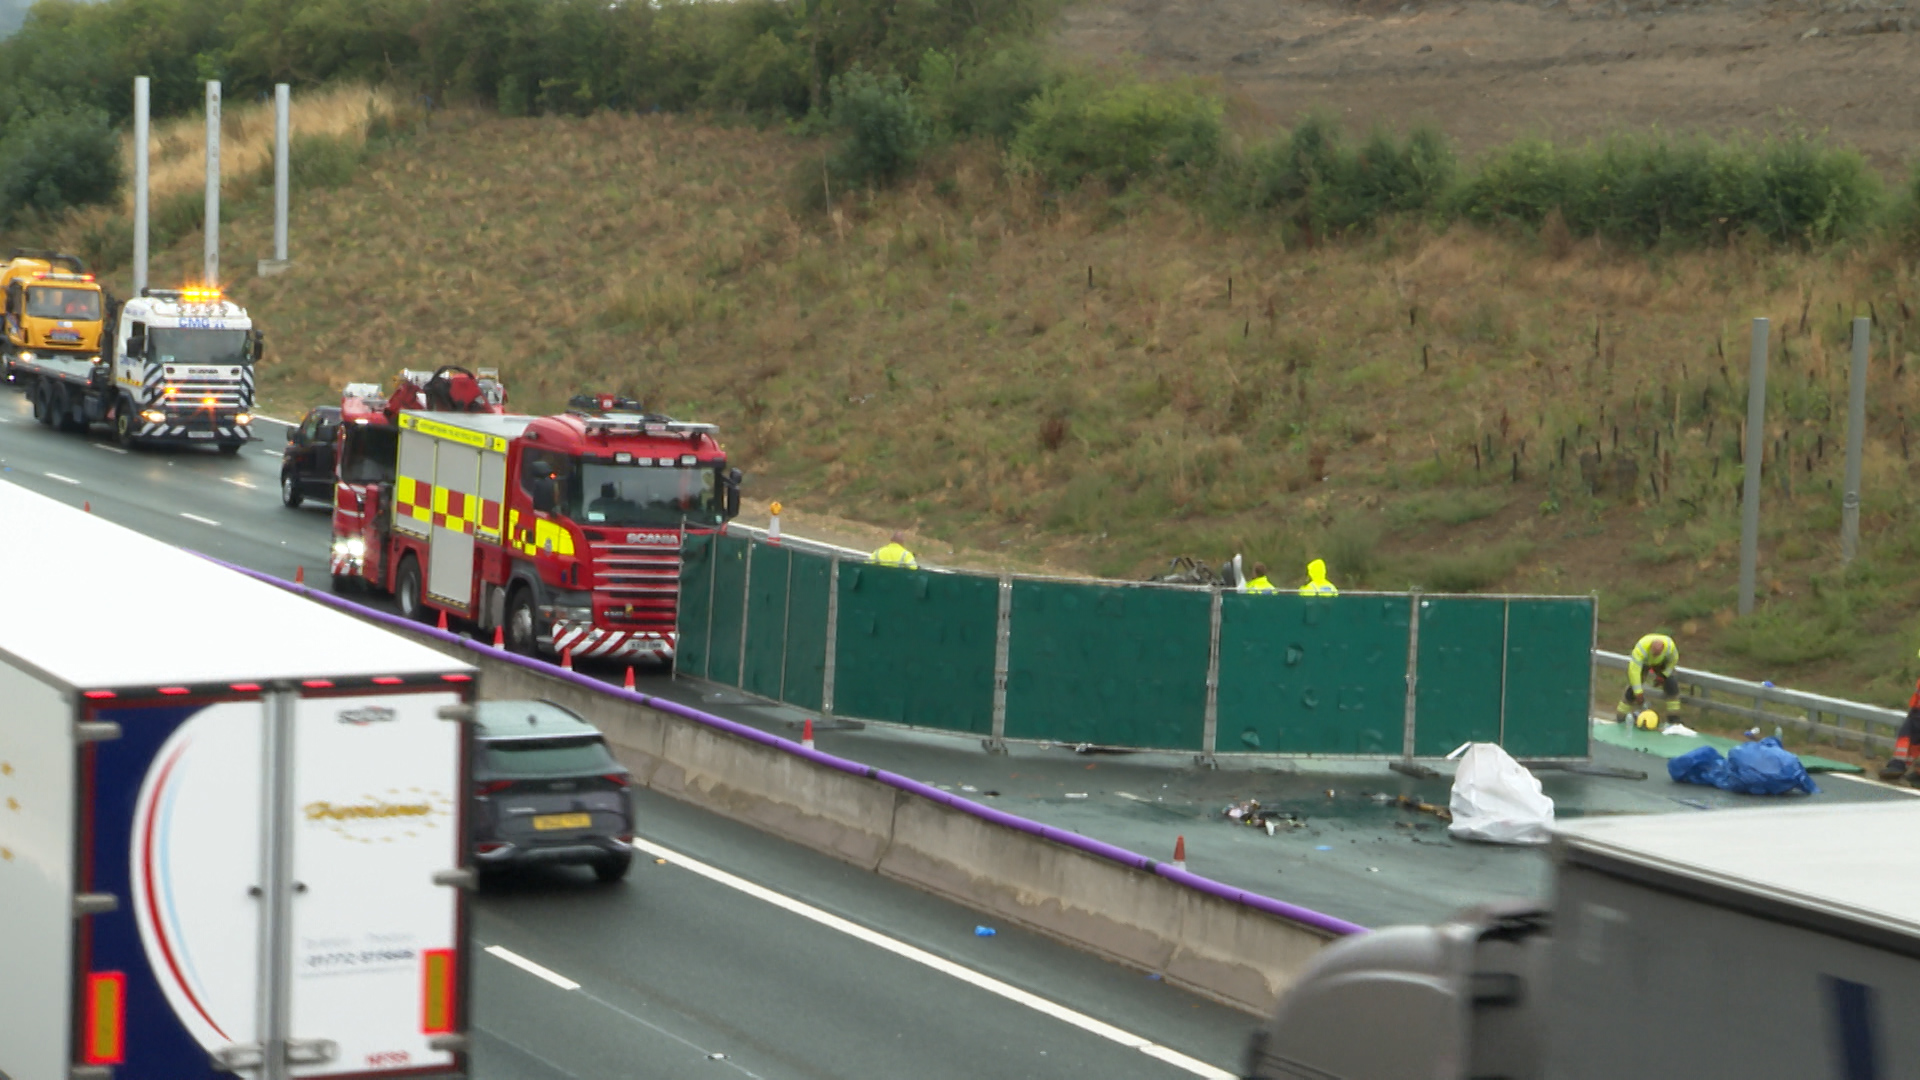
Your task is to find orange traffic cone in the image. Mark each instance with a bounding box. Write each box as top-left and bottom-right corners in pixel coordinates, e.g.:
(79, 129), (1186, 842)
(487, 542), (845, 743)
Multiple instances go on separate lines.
(1172, 836), (1186, 872)
(83, 501), (91, 513)
(436, 610), (448, 631)
(294, 566), (305, 585)
(560, 648), (573, 671)
(623, 666), (635, 691)
(802, 718), (815, 749)
(492, 626), (505, 649)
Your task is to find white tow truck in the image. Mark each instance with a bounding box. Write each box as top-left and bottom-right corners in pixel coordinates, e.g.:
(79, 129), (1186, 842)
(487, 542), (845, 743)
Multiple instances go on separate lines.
(15, 285), (263, 451)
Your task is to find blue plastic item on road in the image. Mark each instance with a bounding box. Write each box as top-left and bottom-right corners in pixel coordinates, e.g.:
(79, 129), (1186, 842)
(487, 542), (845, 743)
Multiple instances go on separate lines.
(1668, 745), (1730, 788)
(1727, 737), (1820, 795)
(974, 926), (996, 937)
(1667, 738), (1818, 796)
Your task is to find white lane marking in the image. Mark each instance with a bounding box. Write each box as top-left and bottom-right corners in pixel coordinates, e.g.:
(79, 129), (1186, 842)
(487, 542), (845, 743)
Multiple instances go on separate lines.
(252, 413), (296, 427)
(180, 512), (221, 526)
(1830, 772), (1920, 796)
(484, 945), (581, 990)
(629, 836), (1236, 1080)
(90, 443), (129, 454)
(221, 476), (256, 489)
(261, 448), (283, 457)
(44, 472), (79, 485)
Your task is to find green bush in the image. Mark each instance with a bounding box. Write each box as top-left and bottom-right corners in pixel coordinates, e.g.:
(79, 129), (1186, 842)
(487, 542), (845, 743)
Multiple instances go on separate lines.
(1720, 604), (1857, 666)
(1009, 73), (1221, 189)
(1402, 541), (1531, 592)
(922, 44), (1055, 142)
(1244, 115), (1454, 233)
(1456, 132), (1879, 246)
(288, 132), (364, 191)
(828, 69), (927, 189)
(0, 107), (122, 225)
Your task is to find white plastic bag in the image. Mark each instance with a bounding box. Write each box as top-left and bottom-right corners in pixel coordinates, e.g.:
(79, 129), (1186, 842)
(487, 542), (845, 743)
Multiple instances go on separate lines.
(1447, 743), (1555, 845)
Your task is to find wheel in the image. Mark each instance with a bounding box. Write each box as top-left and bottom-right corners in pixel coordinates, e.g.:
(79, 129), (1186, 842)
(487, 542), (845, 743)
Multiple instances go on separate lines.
(31, 380), (51, 425)
(395, 555), (426, 622)
(113, 396), (138, 448)
(592, 854), (632, 883)
(504, 586), (539, 656)
(280, 469), (304, 508)
(53, 383), (85, 433)
(217, 441), (242, 455)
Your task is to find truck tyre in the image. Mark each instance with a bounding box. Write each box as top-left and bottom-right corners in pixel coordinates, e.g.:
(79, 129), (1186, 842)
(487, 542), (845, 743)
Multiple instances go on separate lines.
(280, 469), (303, 508)
(53, 384), (85, 433)
(593, 853), (632, 883)
(395, 556), (426, 622)
(504, 585), (539, 656)
(31, 379), (52, 425)
(113, 396), (138, 448)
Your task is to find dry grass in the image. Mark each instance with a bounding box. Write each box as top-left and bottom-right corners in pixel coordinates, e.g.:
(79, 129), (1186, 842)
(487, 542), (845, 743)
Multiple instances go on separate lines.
(38, 107), (1920, 707)
(134, 83), (395, 212)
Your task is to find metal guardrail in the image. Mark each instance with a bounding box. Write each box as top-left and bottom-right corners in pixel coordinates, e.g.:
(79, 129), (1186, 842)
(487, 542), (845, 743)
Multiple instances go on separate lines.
(1594, 650), (1905, 754)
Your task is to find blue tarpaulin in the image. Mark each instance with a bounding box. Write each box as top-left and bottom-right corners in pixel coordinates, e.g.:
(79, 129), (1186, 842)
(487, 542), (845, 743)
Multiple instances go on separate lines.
(1668, 738), (1819, 796)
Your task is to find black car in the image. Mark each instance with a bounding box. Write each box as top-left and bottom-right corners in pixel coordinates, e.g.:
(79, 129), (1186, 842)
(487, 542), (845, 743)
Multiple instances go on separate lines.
(472, 700), (635, 883)
(280, 405), (340, 508)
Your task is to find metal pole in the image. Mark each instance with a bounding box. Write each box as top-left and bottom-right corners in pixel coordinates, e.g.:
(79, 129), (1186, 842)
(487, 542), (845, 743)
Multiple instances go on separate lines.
(132, 77), (150, 296)
(822, 559), (840, 720)
(1198, 588), (1222, 767)
(1738, 318), (1769, 616)
(273, 84), (290, 263)
(256, 690), (296, 1080)
(736, 542), (753, 689)
(1842, 316), (1869, 566)
(1402, 592), (1422, 760)
(987, 575), (1012, 753)
(777, 549), (793, 702)
(204, 81), (221, 284)
(1497, 599), (1511, 747)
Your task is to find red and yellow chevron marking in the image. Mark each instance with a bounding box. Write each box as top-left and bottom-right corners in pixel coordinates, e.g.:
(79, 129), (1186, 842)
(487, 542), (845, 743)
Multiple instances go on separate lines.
(396, 476), (504, 541)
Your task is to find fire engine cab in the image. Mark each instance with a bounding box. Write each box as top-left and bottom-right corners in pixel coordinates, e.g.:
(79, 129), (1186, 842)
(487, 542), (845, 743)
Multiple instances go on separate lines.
(331, 392), (739, 664)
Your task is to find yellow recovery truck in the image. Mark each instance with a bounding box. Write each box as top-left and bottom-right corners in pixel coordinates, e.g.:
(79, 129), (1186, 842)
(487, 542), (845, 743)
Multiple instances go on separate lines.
(1, 249), (108, 387)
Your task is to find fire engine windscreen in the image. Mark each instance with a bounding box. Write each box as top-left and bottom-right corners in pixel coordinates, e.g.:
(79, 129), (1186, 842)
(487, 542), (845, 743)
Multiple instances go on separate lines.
(571, 462), (722, 528)
(26, 287), (100, 320)
(149, 328), (250, 365)
(340, 427), (398, 484)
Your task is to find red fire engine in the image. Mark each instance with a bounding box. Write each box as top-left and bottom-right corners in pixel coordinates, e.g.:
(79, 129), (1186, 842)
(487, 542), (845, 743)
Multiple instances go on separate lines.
(330, 389), (739, 663)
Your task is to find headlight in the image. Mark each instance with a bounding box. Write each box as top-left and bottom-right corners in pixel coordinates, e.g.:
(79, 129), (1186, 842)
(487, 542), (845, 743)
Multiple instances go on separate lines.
(346, 537), (365, 557)
(140, 409), (166, 423)
(18, 351), (33, 361)
(234, 412), (253, 425)
(542, 604), (594, 623)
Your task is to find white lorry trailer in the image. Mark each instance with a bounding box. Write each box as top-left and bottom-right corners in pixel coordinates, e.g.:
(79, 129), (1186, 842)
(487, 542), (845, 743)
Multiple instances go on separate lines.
(14, 285), (261, 451)
(0, 480), (477, 1080)
(1246, 801), (1920, 1079)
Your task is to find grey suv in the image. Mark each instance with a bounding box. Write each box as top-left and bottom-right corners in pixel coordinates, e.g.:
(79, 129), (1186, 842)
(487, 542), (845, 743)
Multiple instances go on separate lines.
(473, 700), (634, 883)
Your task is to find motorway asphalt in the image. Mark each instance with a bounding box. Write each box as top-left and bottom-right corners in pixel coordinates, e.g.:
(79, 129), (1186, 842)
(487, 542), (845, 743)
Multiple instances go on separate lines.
(0, 391), (1257, 1080)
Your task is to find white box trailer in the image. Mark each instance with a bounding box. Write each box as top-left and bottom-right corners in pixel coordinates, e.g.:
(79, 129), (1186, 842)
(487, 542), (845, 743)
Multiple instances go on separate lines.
(0, 481), (476, 1080)
(1247, 801), (1920, 1079)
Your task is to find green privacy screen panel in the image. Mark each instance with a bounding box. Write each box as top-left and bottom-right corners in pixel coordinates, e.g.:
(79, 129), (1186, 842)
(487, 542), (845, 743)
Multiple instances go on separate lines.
(706, 532), (751, 688)
(741, 543), (791, 701)
(1217, 594), (1409, 755)
(1500, 598), (1595, 758)
(833, 563), (998, 734)
(1003, 581), (1211, 750)
(780, 548), (832, 713)
(1412, 597), (1506, 756)
(676, 531), (717, 679)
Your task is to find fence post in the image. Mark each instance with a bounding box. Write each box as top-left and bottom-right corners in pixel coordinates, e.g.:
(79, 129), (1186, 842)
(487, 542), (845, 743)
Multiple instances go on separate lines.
(1842, 316), (1869, 566)
(700, 531), (718, 680)
(735, 538), (753, 688)
(1497, 599), (1512, 747)
(1739, 317), (1770, 616)
(1198, 587), (1223, 768)
(1402, 591), (1422, 761)
(986, 574), (1012, 754)
(777, 545), (794, 702)
(822, 557), (840, 721)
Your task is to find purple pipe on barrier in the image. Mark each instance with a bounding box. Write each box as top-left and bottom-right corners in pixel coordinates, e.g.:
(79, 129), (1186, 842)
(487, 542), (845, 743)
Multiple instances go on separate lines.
(211, 557), (1368, 938)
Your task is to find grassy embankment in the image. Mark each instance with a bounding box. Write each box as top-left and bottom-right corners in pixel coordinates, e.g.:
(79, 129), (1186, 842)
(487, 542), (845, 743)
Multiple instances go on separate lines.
(32, 99), (1920, 729)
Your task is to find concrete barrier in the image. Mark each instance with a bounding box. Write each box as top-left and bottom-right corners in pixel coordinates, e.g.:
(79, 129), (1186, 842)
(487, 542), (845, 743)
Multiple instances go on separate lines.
(214, 562), (1362, 1015)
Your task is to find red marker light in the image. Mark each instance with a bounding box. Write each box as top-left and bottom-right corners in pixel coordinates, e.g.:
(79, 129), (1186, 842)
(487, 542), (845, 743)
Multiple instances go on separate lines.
(229, 682), (261, 692)
(157, 687), (189, 696)
(301, 679), (334, 689)
(82, 690), (116, 700)
(372, 676), (403, 685)
(441, 673), (473, 683)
